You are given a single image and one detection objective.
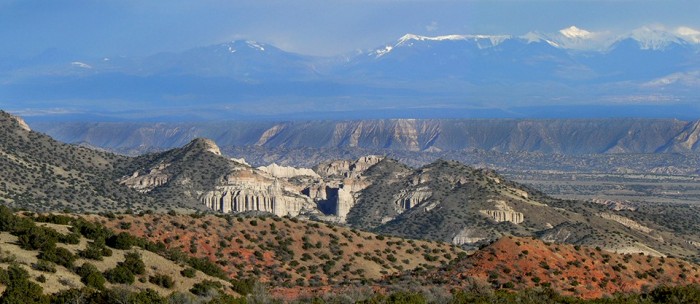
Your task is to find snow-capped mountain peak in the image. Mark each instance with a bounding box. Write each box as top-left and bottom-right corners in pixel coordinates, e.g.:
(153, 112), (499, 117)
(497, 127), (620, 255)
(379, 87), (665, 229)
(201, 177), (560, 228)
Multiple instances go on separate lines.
(559, 26), (593, 39)
(396, 33), (511, 46)
(221, 40), (267, 54)
(371, 33), (512, 57)
(629, 25), (685, 50)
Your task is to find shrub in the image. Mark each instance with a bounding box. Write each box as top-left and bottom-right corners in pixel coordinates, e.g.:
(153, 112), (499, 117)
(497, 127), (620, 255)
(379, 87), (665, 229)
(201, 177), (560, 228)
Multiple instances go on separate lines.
(127, 288), (168, 304)
(149, 274), (175, 289)
(190, 280), (223, 296)
(83, 271), (106, 290)
(104, 266), (135, 285)
(0, 264), (48, 304)
(80, 240), (106, 261)
(181, 267), (196, 278)
(38, 246), (76, 268)
(231, 277), (257, 295)
(120, 251), (146, 275)
(106, 232), (138, 250)
(17, 226), (58, 251)
(187, 257), (227, 280)
(31, 260), (57, 273)
(36, 274), (47, 283)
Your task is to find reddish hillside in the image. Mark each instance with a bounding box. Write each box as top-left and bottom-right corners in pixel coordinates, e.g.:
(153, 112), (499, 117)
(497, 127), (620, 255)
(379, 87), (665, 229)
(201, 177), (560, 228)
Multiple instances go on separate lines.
(84, 213), (460, 289)
(430, 236), (700, 299)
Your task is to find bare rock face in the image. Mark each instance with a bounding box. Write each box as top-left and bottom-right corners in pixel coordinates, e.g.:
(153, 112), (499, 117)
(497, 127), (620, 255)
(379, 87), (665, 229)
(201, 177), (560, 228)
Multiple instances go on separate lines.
(394, 187), (432, 210)
(189, 138), (222, 156)
(315, 155), (384, 178)
(599, 213), (653, 233)
(305, 155), (386, 221)
(480, 200), (524, 224)
(335, 186), (355, 220)
(7, 114), (31, 131)
(231, 157), (249, 166)
(120, 163), (171, 192)
(199, 169), (314, 217)
(452, 228), (486, 245)
(256, 124), (286, 146)
(257, 163), (320, 178)
(591, 199), (637, 211)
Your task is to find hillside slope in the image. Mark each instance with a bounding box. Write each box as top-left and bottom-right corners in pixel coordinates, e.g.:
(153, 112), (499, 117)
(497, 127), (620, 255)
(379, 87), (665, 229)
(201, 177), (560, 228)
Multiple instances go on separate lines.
(90, 212), (462, 290)
(0, 111), (153, 212)
(424, 236), (700, 299)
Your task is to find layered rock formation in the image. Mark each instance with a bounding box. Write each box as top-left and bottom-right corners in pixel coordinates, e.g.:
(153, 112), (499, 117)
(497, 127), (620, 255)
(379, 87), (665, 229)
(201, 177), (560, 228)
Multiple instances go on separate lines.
(120, 163), (170, 192)
(200, 183), (311, 216)
(451, 228), (486, 245)
(9, 114), (31, 131)
(196, 164), (315, 216)
(257, 163), (320, 178)
(315, 155), (384, 178)
(480, 200), (524, 224)
(304, 155), (385, 220)
(394, 188), (432, 210)
(598, 213), (653, 233)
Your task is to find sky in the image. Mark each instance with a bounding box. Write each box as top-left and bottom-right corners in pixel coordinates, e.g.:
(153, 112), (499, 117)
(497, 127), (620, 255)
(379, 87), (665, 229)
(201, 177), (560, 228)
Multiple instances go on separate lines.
(1, 0), (699, 58)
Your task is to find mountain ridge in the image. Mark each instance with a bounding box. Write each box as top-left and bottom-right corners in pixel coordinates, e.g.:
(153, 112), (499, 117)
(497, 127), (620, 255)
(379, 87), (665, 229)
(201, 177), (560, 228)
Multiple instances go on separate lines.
(4, 25), (700, 120)
(32, 118), (700, 156)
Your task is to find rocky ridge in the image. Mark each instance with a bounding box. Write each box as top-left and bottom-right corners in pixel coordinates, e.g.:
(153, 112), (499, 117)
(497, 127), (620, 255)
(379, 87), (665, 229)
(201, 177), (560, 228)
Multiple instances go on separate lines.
(33, 118), (700, 156)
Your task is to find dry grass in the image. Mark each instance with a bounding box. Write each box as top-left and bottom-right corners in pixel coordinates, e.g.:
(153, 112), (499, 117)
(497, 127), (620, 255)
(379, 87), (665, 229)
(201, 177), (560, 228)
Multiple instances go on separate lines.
(0, 222), (233, 297)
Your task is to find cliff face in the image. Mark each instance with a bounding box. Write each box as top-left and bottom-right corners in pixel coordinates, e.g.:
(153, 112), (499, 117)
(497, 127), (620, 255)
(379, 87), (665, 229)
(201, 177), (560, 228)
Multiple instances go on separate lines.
(120, 138), (316, 216)
(257, 163), (319, 178)
(34, 118), (700, 156)
(120, 163), (170, 192)
(9, 114), (31, 131)
(598, 213), (653, 233)
(479, 200), (525, 224)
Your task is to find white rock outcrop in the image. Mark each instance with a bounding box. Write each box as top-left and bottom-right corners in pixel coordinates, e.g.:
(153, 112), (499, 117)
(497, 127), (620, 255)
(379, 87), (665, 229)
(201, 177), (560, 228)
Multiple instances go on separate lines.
(257, 163), (320, 178)
(201, 187), (310, 217)
(480, 200), (524, 224)
(599, 213), (653, 233)
(200, 178), (313, 217)
(452, 228), (486, 245)
(10, 114), (31, 131)
(394, 187), (432, 210)
(120, 163), (171, 192)
(315, 155), (383, 178)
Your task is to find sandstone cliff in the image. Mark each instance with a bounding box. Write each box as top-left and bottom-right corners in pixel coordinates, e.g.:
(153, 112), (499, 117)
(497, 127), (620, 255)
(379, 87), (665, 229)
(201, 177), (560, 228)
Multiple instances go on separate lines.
(479, 200), (524, 224)
(598, 212), (653, 233)
(257, 163), (320, 178)
(9, 114), (31, 131)
(451, 228), (486, 245)
(315, 155), (384, 178)
(120, 137), (317, 216)
(394, 188), (432, 210)
(120, 163), (170, 192)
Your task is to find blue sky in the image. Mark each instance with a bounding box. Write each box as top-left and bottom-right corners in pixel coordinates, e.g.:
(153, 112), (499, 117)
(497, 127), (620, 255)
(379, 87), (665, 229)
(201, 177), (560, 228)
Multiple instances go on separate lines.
(2, 0), (699, 57)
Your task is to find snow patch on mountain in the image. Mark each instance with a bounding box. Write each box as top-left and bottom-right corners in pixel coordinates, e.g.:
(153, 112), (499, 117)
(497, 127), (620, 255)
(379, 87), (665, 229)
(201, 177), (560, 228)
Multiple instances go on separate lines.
(630, 25), (686, 50)
(71, 61), (92, 69)
(396, 33), (511, 47)
(559, 26), (593, 39)
(246, 41), (265, 51)
(374, 45), (393, 58)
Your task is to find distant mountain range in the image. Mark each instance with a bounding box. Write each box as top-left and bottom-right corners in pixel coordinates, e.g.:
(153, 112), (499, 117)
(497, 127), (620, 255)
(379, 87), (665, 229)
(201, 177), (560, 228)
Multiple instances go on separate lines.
(3, 26), (700, 120)
(31, 118), (700, 156)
